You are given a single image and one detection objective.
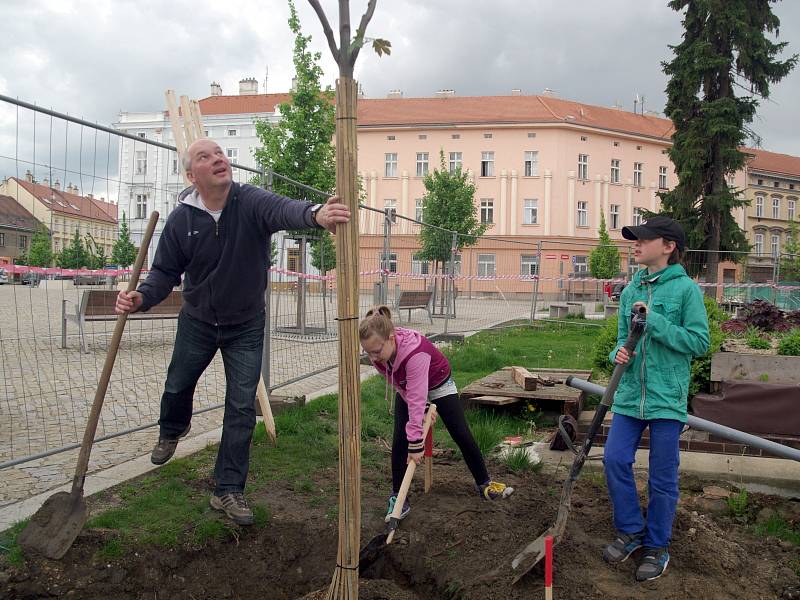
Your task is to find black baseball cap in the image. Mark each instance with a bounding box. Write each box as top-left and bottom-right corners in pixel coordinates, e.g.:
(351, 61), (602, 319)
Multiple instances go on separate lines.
(622, 215), (686, 251)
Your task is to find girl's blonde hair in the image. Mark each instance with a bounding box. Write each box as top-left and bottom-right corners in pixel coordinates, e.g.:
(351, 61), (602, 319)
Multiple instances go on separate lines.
(359, 305), (394, 341)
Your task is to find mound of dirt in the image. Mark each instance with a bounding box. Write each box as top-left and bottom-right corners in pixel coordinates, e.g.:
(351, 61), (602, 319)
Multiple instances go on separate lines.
(3, 455), (799, 599)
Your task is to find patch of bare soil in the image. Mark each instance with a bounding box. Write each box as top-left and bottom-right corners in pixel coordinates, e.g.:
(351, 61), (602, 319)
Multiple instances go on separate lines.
(3, 454), (799, 599)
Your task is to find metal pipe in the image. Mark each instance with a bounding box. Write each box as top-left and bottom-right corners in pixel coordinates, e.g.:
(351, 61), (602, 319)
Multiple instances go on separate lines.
(565, 376), (800, 463)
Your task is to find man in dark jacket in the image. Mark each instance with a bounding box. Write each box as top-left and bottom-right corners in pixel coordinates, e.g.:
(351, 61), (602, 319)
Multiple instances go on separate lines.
(115, 139), (349, 525)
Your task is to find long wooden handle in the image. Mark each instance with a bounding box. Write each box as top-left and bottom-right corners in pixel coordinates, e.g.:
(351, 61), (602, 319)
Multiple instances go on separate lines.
(256, 376), (277, 444)
(70, 212), (159, 494)
(386, 404), (437, 544)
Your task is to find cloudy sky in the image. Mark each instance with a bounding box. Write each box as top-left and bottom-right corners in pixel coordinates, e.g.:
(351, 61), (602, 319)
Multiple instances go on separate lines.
(2, 0), (800, 186)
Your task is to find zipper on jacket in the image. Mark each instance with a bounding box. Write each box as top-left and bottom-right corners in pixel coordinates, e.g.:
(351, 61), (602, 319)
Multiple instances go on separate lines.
(639, 283), (654, 419)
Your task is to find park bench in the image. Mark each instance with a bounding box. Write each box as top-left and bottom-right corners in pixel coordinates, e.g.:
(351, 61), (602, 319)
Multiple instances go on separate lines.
(396, 290), (433, 323)
(62, 289), (183, 353)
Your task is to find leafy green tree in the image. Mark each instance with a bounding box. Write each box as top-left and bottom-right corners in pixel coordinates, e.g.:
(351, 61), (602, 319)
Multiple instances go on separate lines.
(112, 213), (137, 268)
(660, 0), (796, 287)
(418, 151), (487, 279)
(27, 227), (53, 267)
(254, 0), (336, 274)
(589, 213), (621, 279)
(85, 233), (107, 269)
(780, 219), (800, 281)
(58, 230), (90, 269)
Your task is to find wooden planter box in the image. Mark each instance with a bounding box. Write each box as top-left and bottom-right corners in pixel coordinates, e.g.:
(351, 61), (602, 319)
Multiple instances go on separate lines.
(710, 352), (800, 389)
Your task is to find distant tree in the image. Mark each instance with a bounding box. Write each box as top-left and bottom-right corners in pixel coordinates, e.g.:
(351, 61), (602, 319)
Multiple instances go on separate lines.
(112, 213), (138, 268)
(781, 219), (800, 281)
(589, 213), (621, 279)
(58, 230), (90, 269)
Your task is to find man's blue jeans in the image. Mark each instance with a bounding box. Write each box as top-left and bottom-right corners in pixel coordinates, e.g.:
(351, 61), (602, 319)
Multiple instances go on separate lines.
(159, 310), (265, 495)
(603, 412), (683, 549)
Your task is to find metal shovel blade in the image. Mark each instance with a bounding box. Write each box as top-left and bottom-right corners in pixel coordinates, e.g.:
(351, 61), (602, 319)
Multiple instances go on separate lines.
(358, 532), (388, 573)
(18, 491), (87, 560)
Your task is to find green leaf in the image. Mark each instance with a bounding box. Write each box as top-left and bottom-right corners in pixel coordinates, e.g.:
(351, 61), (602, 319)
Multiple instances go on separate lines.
(372, 38), (391, 57)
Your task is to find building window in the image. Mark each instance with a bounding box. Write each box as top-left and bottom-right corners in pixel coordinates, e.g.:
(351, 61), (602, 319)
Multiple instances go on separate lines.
(172, 158), (179, 174)
(380, 252), (398, 273)
(633, 163), (643, 188)
(386, 135), (395, 141)
(658, 166), (668, 189)
(520, 254), (539, 276)
(135, 151), (147, 175)
(19, 235), (28, 250)
(580, 136), (588, 142)
(754, 233), (764, 256)
(610, 204), (620, 229)
(480, 151), (495, 177)
(484, 133), (493, 139)
(480, 199), (494, 224)
(610, 159), (620, 184)
(226, 148), (238, 161)
(523, 199), (538, 225)
(136, 194), (148, 220)
(384, 153), (398, 177)
(578, 154), (589, 180)
(772, 196), (780, 219)
(415, 198), (424, 222)
(790, 184), (795, 190)
(411, 253), (430, 276)
(755, 196), (764, 218)
(771, 234), (780, 257)
(789, 199), (796, 221)
(416, 152), (429, 177)
(612, 141), (620, 147)
(0, 233), (4, 246)
(451, 134), (460, 140)
(757, 179), (764, 186)
(574, 256), (588, 273)
(774, 181), (781, 188)
(524, 151), (539, 177)
(477, 254), (496, 277)
(384, 199), (397, 221)
(228, 129), (238, 136)
(633, 207), (643, 226)
(577, 201), (588, 227)
(628, 255), (639, 276)
(137, 132), (146, 139)
(418, 134), (427, 140)
(449, 152), (462, 174)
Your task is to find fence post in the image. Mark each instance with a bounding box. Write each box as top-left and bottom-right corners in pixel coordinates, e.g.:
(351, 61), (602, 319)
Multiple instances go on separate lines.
(262, 167), (272, 390)
(530, 240), (542, 323)
(381, 210), (391, 305)
(444, 231), (457, 334)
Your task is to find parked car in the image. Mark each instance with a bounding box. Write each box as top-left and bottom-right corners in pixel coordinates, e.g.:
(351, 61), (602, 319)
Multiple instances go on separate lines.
(610, 283), (626, 302)
(0, 268), (7, 285)
(21, 272), (42, 287)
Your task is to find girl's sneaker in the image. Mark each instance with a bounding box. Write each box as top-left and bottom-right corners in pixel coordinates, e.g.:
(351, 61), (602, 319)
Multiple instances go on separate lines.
(635, 547), (670, 581)
(384, 495), (411, 523)
(478, 481), (514, 500)
(603, 532), (643, 564)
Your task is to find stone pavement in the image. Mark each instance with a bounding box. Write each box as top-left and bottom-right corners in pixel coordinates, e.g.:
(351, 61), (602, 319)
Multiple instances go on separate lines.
(0, 281), (543, 510)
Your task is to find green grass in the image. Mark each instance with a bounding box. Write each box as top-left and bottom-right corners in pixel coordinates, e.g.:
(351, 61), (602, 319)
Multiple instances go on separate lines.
(755, 514), (800, 546)
(2, 323), (601, 563)
(503, 447), (543, 475)
(726, 489), (750, 520)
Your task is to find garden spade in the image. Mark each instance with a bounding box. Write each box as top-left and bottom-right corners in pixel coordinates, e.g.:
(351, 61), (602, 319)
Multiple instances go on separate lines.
(19, 212), (159, 559)
(510, 306), (647, 583)
(359, 404), (437, 573)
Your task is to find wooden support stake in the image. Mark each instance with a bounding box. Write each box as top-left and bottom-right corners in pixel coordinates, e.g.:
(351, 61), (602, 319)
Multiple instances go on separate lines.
(424, 418), (434, 493)
(512, 366), (538, 391)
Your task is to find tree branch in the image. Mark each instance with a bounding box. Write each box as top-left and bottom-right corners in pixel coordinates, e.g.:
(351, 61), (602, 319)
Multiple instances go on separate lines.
(307, 0), (340, 65)
(350, 0), (377, 68)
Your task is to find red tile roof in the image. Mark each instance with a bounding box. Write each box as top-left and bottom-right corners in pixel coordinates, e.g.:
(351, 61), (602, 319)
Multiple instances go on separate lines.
(12, 179), (118, 224)
(0, 194), (40, 230)
(745, 147), (800, 178)
(198, 93), (292, 116)
(357, 95), (675, 140)
(196, 92), (675, 140)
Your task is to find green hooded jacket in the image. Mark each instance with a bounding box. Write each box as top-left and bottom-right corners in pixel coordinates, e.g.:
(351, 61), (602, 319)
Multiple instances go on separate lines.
(609, 263), (710, 423)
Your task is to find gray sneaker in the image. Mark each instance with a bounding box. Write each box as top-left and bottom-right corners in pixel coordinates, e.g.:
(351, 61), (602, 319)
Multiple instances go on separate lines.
(635, 547), (670, 581)
(210, 492), (254, 526)
(150, 424), (191, 465)
(603, 532), (643, 564)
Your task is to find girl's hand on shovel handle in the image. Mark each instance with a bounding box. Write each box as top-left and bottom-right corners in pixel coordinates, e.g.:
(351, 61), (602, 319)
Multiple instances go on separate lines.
(614, 347), (636, 365)
(407, 451), (423, 465)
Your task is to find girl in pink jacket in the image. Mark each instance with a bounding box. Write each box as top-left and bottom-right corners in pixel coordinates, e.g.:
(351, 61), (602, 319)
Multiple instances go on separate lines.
(359, 305), (513, 521)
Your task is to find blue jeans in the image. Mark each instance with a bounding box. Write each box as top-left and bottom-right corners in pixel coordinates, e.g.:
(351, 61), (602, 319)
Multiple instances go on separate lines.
(159, 310), (265, 495)
(603, 413), (682, 549)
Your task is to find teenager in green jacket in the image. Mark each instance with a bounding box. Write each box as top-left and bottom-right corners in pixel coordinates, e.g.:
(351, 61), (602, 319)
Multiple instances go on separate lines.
(602, 216), (709, 581)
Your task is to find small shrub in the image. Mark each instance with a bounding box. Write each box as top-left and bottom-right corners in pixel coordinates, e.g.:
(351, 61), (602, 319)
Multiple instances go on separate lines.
(787, 310), (800, 327)
(703, 296), (728, 324)
(591, 315), (619, 377)
(721, 318), (748, 335)
(742, 299), (788, 332)
(745, 327), (772, 350)
(778, 328), (800, 356)
(727, 489), (749, 521)
(689, 319), (724, 397)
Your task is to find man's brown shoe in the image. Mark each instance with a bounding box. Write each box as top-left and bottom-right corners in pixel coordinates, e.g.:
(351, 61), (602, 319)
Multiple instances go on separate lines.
(150, 424), (191, 465)
(210, 492), (254, 526)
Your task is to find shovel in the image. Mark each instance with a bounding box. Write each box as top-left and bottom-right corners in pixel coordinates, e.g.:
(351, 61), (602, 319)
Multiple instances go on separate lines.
(18, 212), (159, 559)
(510, 306), (647, 583)
(359, 404), (438, 572)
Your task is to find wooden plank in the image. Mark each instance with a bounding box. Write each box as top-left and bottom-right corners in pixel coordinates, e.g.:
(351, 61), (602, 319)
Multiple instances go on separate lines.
(710, 352), (800, 386)
(470, 395), (523, 406)
(179, 95), (198, 145)
(164, 90), (190, 186)
(189, 100), (204, 141)
(460, 368), (591, 403)
(511, 366), (537, 391)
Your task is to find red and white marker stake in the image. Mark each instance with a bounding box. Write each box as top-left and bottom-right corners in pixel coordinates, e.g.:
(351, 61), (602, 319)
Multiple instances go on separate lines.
(545, 535), (554, 600)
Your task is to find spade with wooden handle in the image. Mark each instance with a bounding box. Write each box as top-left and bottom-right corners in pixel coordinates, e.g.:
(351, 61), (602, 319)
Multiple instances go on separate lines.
(256, 376), (277, 444)
(19, 212), (159, 559)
